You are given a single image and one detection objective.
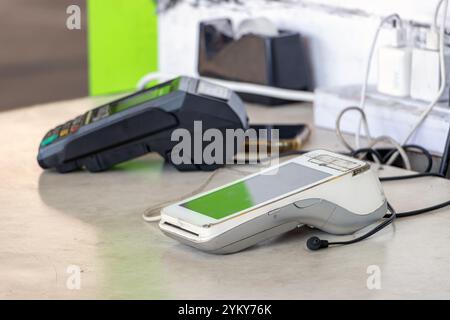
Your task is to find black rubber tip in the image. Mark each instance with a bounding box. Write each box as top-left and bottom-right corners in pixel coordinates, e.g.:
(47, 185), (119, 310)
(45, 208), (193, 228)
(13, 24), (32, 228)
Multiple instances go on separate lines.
(306, 236), (329, 251)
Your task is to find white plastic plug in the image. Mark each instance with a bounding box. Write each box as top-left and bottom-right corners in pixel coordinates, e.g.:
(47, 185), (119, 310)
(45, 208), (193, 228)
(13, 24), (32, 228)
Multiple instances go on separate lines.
(410, 27), (450, 102)
(377, 21), (412, 97)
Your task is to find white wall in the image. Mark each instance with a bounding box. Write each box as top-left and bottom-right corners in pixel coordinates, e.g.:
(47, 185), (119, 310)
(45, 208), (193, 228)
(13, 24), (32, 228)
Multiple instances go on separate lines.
(158, 0), (445, 88)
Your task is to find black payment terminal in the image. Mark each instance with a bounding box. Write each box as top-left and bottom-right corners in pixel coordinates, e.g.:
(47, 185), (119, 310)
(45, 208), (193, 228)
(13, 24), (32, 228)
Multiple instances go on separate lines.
(37, 76), (248, 173)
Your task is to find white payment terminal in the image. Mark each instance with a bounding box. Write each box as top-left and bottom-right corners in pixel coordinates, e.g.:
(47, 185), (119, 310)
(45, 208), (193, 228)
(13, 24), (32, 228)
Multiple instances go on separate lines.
(159, 150), (387, 254)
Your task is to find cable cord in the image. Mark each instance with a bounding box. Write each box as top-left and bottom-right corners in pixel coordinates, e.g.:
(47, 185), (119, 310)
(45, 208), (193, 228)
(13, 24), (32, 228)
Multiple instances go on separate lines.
(379, 170), (450, 218)
(328, 202), (397, 246)
(382, 144), (434, 173)
(136, 72), (314, 102)
(307, 202), (397, 250)
(336, 106), (412, 170)
(379, 172), (443, 181)
(353, 3), (448, 167)
(434, 0), (448, 31)
(385, 0), (449, 165)
(142, 170), (220, 222)
(351, 144), (433, 174)
(393, 200), (450, 218)
(355, 14), (403, 149)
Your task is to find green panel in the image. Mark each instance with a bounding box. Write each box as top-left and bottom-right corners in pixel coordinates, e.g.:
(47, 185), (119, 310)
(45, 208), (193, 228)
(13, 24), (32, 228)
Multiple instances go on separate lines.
(183, 182), (254, 220)
(87, 0), (158, 96)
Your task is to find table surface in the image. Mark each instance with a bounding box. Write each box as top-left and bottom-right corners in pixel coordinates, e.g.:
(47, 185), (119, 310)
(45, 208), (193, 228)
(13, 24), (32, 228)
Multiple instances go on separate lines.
(1, 96), (450, 299)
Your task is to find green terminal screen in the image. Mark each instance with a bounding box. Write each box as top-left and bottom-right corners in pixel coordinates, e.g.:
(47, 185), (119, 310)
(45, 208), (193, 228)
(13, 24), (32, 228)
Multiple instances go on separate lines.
(182, 163), (331, 220)
(109, 78), (180, 114)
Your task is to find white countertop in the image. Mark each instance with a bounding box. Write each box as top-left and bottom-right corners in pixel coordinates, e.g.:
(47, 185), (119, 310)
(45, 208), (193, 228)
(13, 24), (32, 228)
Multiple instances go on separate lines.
(1, 96), (450, 299)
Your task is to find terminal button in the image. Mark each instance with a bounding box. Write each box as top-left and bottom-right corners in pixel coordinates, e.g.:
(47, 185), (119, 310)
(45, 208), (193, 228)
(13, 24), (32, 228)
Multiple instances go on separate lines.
(43, 130), (53, 139)
(70, 115), (84, 133)
(59, 129), (69, 137)
(70, 124), (80, 134)
(54, 125), (63, 135)
(40, 125), (63, 147)
(59, 122), (72, 137)
(41, 134), (58, 147)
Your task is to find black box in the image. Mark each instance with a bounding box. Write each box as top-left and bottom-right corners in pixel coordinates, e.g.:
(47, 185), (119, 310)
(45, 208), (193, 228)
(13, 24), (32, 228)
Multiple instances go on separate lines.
(198, 18), (312, 105)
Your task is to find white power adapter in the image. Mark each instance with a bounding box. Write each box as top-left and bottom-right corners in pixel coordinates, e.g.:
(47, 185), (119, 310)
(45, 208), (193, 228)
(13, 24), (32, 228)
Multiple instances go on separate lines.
(377, 22), (412, 97)
(410, 29), (450, 102)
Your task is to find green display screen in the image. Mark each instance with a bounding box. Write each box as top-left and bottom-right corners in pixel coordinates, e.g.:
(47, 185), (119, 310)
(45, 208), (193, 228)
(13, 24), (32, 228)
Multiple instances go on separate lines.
(109, 78), (180, 114)
(182, 163), (331, 220)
